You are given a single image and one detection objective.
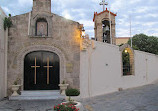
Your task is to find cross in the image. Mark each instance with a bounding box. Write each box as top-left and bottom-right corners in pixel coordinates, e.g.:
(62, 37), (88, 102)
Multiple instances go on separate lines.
(44, 57), (53, 84)
(99, 0), (108, 11)
(31, 57), (40, 84)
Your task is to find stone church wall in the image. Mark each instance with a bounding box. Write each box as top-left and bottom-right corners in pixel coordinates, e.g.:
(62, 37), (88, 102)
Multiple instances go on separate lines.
(0, 7), (7, 99)
(7, 12), (81, 95)
(80, 41), (158, 98)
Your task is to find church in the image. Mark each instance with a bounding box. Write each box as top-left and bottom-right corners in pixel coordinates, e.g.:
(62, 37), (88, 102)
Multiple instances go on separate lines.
(1, 0), (158, 100)
(1, 0), (81, 99)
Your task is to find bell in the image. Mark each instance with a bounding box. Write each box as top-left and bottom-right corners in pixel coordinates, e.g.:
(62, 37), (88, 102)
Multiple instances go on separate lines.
(105, 25), (109, 31)
(103, 25), (109, 33)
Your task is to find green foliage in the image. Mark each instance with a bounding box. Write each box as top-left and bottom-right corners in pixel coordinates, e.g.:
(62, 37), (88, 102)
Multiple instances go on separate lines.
(122, 50), (131, 75)
(13, 78), (21, 85)
(62, 80), (65, 84)
(4, 14), (12, 30)
(54, 103), (79, 111)
(66, 88), (80, 96)
(122, 51), (130, 66)
(9, 14), (11, 17)
(128, 33), (158, 55)
(14, 81), (18, 85)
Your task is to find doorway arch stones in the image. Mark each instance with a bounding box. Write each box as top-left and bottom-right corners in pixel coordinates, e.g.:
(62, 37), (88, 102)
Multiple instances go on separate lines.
(17, 45), (67, 90)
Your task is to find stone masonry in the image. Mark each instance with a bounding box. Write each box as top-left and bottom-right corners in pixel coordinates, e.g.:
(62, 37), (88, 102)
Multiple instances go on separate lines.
(7, 0), (82, 95)
(93, 8), (116, 44)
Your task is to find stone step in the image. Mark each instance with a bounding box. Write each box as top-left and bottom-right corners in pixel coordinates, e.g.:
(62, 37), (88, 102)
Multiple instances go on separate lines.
(21, 90), (60, 96)
(9, 95), (65, 100)
(9, 90), (65, 100)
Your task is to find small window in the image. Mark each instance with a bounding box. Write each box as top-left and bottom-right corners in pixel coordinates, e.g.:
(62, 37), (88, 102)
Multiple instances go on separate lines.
(35, 18), (48, 36)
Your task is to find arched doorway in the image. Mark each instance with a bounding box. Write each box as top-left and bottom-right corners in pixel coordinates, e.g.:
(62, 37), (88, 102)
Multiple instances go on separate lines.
(24, 51), (60, 90)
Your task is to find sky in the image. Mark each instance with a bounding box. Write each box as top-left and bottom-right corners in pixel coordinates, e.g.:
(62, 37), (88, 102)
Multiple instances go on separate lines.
(1, 0), (158, 38)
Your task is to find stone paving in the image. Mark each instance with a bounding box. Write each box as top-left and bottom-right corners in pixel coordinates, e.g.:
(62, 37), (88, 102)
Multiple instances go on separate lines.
(0, 99), (63, 111)
(1, 83), (158, 111)
(82, 83), (158, 111)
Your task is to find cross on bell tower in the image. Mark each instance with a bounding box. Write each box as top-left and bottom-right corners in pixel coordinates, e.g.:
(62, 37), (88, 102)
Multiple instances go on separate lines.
(99, 0), (108, 11)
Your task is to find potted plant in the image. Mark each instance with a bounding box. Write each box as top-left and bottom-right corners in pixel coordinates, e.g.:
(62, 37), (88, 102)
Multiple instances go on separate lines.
(58, 80), (69, 95)
(11, 78), (21, 96)
(63, 88), (84, 111)
(65, 88), (80, 101)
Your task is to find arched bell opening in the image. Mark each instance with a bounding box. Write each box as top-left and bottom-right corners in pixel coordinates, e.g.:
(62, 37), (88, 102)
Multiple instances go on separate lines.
(102, 19), (110, 43)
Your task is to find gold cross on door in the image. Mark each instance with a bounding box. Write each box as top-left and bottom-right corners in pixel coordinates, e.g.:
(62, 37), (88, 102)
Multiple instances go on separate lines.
(44, 57), (53, 84)
(31, 57), (40, 84)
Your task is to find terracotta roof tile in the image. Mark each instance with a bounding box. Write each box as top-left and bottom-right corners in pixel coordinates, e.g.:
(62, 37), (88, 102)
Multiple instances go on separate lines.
(93, 8), (117, 22)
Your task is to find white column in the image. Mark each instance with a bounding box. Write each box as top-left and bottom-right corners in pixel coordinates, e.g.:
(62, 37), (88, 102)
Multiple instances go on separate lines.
(28, 12), (31, 36)
(4, 28), (8, 97)
(109, 8), (112, 44)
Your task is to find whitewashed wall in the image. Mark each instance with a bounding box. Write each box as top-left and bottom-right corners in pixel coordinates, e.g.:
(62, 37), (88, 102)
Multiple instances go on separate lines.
(80, 41), (158, 98)
(0, 7), (7, 99)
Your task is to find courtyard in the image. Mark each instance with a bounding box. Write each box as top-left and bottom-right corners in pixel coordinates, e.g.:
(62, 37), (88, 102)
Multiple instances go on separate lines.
(0, 82), (158, 111)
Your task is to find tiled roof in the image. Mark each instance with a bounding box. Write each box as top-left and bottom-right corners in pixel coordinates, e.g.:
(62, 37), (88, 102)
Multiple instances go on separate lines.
(93, 8), (117, 22)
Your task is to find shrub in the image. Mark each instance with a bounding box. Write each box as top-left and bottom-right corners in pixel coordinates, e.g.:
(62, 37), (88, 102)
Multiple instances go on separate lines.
(62, 80), (65, 84)
(66, 88), (80, 96)
(3, 14), (12, 30)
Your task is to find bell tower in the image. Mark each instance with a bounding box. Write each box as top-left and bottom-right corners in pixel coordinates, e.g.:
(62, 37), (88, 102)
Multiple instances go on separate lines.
(93, 0), (116, 44)
(33, 0), (51, 14)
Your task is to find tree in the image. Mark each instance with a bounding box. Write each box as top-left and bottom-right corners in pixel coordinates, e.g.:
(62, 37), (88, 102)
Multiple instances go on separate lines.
(128, 33), (158, 55)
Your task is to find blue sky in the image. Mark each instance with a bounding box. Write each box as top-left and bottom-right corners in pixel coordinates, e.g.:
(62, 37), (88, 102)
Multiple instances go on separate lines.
(1, 0), (158, 37)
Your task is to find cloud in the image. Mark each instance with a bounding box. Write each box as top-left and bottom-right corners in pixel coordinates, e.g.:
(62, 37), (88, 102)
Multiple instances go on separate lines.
(111, 0), (125, 11)
(78, 20), (93, 27)
(1, 6), (13, 15)
(18, 0), (32, 6)
(1, 0), (158, 37)
(142, 22), (158, 27)
(146, 13), (158, 18)
(129, 0), (142, 4)
(1, 6), (10, 13)
(61, 10), (73, 20)
(86, 29), (94, 37)
(135, 7), (149, 13)
(117, 28), (130, 37)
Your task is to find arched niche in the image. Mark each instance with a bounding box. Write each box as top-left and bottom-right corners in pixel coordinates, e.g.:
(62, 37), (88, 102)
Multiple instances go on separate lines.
(120, 44), (135, 76)
(35, 18), (48, 36)
(29, 14), (53, 37)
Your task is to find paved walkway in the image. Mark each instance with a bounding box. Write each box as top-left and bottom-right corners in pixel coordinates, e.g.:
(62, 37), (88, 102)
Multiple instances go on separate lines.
(83, 83), (158, 111)
(0, 99), (62, 111)
(0, 83), (158, 111)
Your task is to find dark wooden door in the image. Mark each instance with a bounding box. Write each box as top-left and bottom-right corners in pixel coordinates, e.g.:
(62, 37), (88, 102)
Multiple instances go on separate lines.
(24, 51), (60, 90)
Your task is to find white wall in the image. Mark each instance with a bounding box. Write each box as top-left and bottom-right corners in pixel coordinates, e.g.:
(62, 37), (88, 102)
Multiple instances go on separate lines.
(80, 41), (158, 98)
(0, 7), (7, 99)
